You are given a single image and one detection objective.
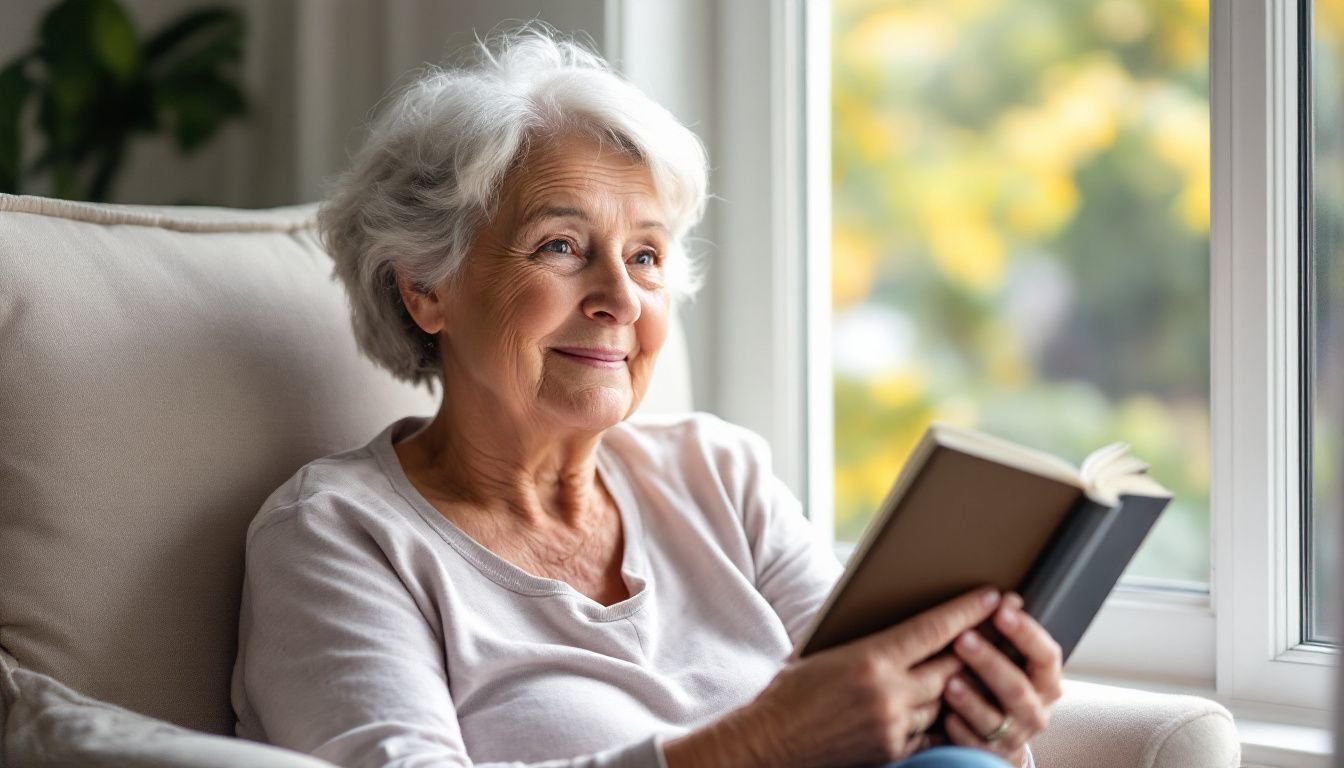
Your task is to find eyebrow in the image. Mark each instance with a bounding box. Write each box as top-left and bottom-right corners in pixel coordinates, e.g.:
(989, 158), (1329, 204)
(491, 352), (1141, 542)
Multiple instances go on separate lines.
(522, 205), (667, 233)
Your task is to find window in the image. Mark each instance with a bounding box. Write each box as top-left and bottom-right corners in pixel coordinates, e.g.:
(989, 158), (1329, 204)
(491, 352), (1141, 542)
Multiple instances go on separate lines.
(1304, 0), (1342, 647)
(815, 0), (1341, 704)
(829, 0), (1212, 590)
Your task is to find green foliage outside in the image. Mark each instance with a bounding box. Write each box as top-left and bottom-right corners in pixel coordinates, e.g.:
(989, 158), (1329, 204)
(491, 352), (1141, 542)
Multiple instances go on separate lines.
(0, 0), (247, 201)
(831, 0), (1213, 582)
(1309, 0), (1344, 642)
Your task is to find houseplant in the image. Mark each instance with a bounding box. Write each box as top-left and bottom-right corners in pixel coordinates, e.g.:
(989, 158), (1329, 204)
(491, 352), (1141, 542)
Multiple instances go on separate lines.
(0, 0), (247, 201)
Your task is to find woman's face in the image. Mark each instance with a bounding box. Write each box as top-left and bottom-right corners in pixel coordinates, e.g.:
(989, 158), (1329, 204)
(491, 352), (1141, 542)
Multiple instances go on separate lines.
(436, 134), (672, 433)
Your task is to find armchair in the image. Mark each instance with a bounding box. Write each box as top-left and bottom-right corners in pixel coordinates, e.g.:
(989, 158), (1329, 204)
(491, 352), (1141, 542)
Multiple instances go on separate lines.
(0, 194), (1239, 768)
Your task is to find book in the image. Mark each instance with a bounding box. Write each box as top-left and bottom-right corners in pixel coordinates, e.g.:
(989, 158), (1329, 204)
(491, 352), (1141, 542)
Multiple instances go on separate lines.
(794, 422), (1172, 663)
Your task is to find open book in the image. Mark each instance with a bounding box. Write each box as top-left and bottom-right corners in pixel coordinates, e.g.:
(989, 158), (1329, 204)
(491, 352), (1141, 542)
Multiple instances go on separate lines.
(794, 422), (1172, 662)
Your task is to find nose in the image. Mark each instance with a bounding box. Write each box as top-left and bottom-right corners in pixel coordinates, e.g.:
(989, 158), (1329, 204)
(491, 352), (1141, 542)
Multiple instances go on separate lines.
(581, 249), (641, 325)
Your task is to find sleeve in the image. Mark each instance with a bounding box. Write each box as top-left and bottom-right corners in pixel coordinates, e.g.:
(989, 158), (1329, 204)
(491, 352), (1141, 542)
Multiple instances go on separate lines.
(728, 426), (845, 647)
(234, 497), (665, 768)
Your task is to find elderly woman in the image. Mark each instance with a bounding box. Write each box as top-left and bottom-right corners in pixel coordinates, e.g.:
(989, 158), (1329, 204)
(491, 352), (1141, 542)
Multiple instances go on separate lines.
(230, 29), (1062, 768)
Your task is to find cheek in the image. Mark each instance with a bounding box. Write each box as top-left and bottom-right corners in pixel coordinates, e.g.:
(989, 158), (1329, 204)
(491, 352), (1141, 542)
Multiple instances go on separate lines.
(633, 296), (671, 370)
(474, 267), (572, 348)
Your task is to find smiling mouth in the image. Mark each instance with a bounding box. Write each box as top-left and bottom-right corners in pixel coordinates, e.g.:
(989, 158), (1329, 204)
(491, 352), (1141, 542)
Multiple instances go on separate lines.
(551, 347), (628, 369)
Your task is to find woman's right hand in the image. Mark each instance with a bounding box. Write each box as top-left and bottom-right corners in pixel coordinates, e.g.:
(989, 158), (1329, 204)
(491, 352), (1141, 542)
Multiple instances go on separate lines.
(663, 588), (1003, 768)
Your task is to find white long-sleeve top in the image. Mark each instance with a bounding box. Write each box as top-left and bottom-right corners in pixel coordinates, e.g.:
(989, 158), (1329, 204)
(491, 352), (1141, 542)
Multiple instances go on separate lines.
(231, 412), (846, 768)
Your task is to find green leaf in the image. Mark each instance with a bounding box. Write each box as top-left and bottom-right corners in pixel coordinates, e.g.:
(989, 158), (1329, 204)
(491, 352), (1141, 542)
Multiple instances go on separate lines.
(157, 76), (245, 152)
(145, 8), (241, 65)
(146, 8), (247, 155)
(154, 32), (241, 84)
(39, 0), (102, 81)
(89, 0), (141, 82)
(0, 59), (31, 193)
(39, 0), (141, 85)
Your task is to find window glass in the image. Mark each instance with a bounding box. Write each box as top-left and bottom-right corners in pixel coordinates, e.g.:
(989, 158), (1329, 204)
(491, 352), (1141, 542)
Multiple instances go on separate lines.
(1307, 0), (1342, 644)
(831, 0), (1211, 584)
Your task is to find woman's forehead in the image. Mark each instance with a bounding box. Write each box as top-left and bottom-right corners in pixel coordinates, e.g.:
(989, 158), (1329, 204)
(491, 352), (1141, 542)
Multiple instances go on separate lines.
(503, 138), (665, 227)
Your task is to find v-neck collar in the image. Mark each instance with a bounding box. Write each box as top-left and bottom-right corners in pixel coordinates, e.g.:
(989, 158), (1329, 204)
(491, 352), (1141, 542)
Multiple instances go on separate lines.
(372, 416), (652, 622)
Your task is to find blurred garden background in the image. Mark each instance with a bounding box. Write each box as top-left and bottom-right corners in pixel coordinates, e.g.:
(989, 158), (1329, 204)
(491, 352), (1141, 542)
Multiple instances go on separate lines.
(830, 0), (1213, 584)
(831, 0), (1343, 600)
(1309, 0), (1342, 642)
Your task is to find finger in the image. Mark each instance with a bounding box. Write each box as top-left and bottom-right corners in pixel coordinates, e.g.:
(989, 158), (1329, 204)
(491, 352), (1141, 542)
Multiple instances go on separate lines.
(874, 588), (1001, 664)
(907, 652), (963, 700)
(954, 630), (1049, 736)
(896, 702), (942, 760)
(944, 711), (1026, 759)
(943, 673), (1007, 744)
(994, 595), (1064, 702)
(943, 710), (986, 748)
(896, 731), (933, 760)
(907, 700), (941, 735)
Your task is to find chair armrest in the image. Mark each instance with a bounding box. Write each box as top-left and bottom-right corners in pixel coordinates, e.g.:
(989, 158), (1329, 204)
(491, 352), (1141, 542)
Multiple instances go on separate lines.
(1030, 679), (1239, 768)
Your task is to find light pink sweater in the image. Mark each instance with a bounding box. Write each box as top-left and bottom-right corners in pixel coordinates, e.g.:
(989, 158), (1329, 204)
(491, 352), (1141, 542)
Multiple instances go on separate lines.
(231, 413), (845, 768)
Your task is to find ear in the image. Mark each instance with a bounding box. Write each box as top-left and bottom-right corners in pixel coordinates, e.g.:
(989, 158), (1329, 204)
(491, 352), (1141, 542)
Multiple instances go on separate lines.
(394, 271), (447, 335)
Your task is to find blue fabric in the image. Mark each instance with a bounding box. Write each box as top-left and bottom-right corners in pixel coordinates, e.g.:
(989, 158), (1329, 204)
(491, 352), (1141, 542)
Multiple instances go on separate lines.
(884, 745), (1014, 768)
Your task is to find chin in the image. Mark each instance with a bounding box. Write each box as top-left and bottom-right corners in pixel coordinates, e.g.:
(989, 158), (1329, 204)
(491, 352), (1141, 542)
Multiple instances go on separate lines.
(548, 387), (633, 432)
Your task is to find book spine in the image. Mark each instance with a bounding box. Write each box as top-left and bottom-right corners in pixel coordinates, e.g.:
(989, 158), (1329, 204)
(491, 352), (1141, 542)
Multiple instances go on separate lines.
(1018, 494), (1168, 662)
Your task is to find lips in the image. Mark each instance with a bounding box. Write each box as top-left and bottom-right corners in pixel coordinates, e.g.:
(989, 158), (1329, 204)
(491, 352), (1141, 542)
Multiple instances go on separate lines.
(551, 346), (629, 370)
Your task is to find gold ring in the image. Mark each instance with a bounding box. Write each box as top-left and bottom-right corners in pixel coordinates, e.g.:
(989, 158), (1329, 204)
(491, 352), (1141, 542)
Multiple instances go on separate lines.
(984, 715), (1013, 743)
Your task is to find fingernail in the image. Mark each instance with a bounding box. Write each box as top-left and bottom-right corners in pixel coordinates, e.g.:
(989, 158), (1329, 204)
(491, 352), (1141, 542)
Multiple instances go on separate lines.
(1000, 606), (1020, 629)
(958, 631), (980, 651)
(982, 590), (1001, 608)
(947, 677), (965, 696)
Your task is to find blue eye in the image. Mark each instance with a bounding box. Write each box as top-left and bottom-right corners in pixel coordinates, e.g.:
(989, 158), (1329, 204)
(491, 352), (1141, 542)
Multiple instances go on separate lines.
(540, 239), (573, 254)
(633, 250), (658, 266)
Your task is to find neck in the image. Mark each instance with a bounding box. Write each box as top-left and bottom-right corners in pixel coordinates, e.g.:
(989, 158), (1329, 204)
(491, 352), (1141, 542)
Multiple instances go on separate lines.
(398, 390), (608, 531)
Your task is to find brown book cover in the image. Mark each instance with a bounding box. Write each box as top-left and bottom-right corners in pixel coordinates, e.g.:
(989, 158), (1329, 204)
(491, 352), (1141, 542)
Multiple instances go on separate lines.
(794, 423), (1171, 661)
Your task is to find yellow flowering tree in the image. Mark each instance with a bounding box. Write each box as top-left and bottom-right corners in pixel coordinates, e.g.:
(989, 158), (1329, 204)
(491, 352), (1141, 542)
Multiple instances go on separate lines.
(832, 0), (1211, 582)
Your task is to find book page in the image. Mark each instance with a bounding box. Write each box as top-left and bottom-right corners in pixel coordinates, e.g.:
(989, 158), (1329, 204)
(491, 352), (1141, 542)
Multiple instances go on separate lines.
(1080, 442), (1173, 505)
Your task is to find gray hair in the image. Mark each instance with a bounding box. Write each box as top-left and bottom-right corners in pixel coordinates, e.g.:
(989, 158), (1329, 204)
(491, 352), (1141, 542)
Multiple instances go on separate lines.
(319, 25), (709, 389)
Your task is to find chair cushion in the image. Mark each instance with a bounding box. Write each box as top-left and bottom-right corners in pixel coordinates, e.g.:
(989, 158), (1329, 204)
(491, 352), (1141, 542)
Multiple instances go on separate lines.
(2, 665), (337, 767)
(0, 195), (444, 735)
(0, 193), (694, 738)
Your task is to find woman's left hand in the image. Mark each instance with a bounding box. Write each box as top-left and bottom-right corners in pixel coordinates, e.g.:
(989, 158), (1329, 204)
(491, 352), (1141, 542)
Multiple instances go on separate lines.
(940, 592), (1063, 766)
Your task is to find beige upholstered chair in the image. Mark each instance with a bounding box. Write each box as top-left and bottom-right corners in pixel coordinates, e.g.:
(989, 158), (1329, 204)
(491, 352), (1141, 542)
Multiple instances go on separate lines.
(0, 194), (1239, 767)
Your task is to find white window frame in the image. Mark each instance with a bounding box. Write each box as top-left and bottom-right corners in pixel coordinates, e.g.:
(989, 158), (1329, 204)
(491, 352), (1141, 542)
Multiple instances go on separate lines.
(1213, 0), (1336, 714)
(611, 0), (1336, 720)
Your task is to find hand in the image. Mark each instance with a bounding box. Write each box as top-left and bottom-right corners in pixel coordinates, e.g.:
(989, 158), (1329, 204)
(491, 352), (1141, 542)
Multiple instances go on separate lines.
(940, 592), (1064, 765)
(663, 588), (1003, 768)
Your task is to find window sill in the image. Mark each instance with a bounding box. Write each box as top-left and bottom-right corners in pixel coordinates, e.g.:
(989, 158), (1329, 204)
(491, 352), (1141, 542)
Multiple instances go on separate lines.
(1068, 673), (1334, 768)
(1236, 718), (1332, 768)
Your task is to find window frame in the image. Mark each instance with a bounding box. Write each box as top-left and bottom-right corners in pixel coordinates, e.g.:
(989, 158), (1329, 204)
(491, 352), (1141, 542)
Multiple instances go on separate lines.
(1212, 0), (1337, 711)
